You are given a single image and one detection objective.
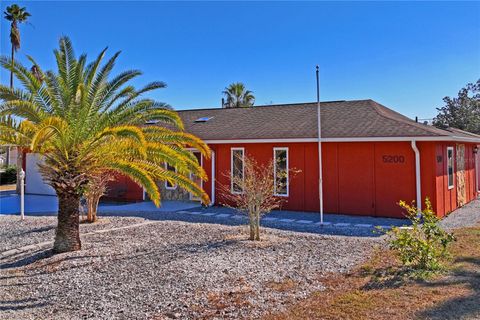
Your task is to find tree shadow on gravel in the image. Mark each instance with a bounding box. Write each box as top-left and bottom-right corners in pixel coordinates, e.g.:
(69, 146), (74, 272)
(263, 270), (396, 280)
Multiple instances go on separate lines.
(99, 210), (388, 238)
(0, 250), (103, 272)
(0, 297), (50, 311)
(14, 226), (55, 237)
(415, 257), (480, 320)
(167, 239), (240, 254)
(0, 250), (54, 269)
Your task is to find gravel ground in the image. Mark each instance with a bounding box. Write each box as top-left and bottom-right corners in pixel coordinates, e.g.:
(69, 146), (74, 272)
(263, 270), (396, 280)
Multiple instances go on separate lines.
(1, 199), (476, 319)
(440, 198), (480, 230)
(0, 215), (146, 252)
(0, 219), (380, 320)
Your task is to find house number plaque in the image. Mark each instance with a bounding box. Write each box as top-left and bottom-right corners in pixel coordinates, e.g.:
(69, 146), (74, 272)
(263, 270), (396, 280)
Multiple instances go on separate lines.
(382, 155), (405, 163)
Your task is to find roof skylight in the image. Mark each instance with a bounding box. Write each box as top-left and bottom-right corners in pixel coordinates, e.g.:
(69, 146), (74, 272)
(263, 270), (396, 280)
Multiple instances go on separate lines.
(194, 116), (213, 123)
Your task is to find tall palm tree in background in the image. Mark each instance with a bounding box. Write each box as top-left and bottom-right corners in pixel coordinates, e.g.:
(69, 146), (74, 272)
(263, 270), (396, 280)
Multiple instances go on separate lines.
(4, 4), (30, 88)
(0, 37), (210, 253)
(222, 82), (255, 108)
(3, 4), (31, 193)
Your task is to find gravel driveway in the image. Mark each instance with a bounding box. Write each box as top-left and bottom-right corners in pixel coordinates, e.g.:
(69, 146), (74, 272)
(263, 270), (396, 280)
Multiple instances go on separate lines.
(1, 198), (477, 319)
(0, 217), (379, 320)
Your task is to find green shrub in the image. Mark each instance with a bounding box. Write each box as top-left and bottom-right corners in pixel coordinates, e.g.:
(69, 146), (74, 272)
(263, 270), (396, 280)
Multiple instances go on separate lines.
(388, 198), (455, 273)
(0, 165), (17, 185)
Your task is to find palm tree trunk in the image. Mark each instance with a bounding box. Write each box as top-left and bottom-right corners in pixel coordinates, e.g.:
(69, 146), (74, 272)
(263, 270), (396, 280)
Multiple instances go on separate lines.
(11, 45), (22, 194)
(86, 195), (99, 223)
(54, 190), (82, 253)
(249, 212), (255, 241)
(255, 212), (261, 241)
(15, 147), (22, 193)
(10, 43), (14, 89)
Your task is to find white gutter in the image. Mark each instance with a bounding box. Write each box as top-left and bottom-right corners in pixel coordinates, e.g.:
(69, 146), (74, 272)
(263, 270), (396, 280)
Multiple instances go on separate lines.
(203, 136), (480, 144)
(411, 140), (422, 211)
(209, 150), (216, 206)
(476, 147), (479, 193)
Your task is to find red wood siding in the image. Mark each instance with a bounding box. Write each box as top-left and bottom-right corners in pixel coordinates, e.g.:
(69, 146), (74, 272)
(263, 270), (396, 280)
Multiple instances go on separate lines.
(374, 142), (416, 218)
(429, 142), (478, 217)
(337, 143), (375, 216)
(107, 141), (478, 219)
(105, 174), (143, 202)
(211, 142), (417, 218)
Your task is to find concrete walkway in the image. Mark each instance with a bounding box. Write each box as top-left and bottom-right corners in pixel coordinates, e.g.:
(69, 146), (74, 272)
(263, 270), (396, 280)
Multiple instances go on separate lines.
(0, 191), (201, 215)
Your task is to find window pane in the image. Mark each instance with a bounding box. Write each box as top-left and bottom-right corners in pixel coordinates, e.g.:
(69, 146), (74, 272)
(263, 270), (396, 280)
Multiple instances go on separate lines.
(447, 149), (454, 188)
(232, 149), (244, 193)
(275, 149), (288, 195)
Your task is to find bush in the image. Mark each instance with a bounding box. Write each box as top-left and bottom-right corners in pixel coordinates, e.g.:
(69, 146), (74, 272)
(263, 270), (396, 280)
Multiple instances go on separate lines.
(388, 198), (455, 273)
(0, 165), (17, 185)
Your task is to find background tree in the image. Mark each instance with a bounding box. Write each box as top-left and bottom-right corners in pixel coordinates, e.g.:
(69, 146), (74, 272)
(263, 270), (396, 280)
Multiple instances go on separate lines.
(0, 37), (210, 253)
(4, 4), (30, 88)
(220, 155), (295, 241)
(433, 79), (480, 134)
(222, 82), (255, 108)
(3, 4), (31, 194)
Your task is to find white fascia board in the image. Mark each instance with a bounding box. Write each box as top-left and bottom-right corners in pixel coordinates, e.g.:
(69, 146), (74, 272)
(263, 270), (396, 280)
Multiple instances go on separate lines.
(203, 136), (480, 144)
(204, 138), (318, 144)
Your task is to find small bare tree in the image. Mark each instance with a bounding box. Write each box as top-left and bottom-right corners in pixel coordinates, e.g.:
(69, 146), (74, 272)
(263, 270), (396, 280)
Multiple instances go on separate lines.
(220, 155), (295, 241)
(84, 172), (116, 223)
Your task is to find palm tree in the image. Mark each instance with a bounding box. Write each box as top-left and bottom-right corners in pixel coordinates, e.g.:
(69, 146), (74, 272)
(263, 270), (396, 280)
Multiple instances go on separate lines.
(222, 82), (255, 108)
(0, 37), (210, 253)
(4, 4), (31, 194)
(4, 4), (31, 89)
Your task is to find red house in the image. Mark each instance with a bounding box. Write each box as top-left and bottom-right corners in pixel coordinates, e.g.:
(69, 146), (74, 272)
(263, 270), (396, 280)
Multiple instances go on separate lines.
(82, 100), (480, 218)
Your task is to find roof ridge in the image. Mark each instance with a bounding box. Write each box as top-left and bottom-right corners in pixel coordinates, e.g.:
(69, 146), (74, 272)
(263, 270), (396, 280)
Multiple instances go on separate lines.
(175, 99), (370, 112)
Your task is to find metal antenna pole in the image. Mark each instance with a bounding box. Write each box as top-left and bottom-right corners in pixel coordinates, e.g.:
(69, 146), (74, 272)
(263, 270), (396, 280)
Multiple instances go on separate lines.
(316, 66), (324, 225)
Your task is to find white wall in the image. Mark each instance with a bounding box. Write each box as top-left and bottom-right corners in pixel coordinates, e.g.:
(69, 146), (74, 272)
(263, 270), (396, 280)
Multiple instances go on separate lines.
(25, 153), (56, 195)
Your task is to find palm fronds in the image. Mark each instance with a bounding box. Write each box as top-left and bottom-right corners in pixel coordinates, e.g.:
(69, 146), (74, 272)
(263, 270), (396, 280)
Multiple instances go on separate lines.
(0, 36), (210, 206)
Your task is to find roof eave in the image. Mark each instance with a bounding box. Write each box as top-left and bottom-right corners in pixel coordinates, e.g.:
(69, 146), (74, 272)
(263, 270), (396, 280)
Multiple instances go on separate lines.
(202, 136), (480, 144)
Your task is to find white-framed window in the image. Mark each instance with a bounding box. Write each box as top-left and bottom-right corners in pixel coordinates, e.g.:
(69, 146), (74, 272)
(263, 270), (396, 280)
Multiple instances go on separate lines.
(231, 147), (244, 194)
(447, 147), (454, 190)
(165, 162), (177, 190)
(274, 147), (289, 196)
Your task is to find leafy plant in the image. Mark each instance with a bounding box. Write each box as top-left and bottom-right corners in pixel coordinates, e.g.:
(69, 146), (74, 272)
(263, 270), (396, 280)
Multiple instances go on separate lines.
(220, 155), (298, 241)
(0, 165), (17, 184)
(388, 198), (455, 273)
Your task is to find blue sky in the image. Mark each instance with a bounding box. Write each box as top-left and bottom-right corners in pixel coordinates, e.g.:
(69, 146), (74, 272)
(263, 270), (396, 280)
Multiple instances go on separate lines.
(1, 1), (479, 119)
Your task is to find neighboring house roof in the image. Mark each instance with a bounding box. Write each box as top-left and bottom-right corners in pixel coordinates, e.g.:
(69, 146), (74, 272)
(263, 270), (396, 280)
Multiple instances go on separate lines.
(170, 99), (480, 143)
(443, 127), (480, 139)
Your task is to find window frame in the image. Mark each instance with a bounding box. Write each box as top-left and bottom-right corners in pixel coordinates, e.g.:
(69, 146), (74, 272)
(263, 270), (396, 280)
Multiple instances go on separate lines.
(164, 162), (178, 190)
(447, 146), (454, 190)
(230, 147), (245, 194)
(273, 147), (289, 197)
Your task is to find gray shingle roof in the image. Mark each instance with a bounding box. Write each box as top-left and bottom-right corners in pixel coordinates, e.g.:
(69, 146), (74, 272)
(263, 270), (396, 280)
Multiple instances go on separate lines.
(172, 99), (478, 141)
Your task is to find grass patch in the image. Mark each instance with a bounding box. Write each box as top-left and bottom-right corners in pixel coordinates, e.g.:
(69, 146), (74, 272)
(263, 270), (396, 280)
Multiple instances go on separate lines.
(266, 225), (480, 320)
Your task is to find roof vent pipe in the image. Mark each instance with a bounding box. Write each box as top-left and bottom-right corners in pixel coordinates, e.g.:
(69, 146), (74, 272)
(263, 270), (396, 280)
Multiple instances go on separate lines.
(221, 98), (225, 108)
